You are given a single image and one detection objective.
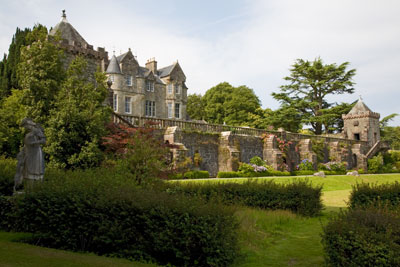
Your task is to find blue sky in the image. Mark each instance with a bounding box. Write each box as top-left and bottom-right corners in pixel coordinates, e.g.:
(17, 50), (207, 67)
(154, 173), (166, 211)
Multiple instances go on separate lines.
(1, 0), (399, 126)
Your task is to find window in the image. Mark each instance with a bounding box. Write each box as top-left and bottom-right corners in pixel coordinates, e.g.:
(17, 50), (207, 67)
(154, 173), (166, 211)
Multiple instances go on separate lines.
(126, 75), (132, 86)
(125, 97), (131, 114)
(167, 103), (172, 118)
(175, 103), (180, 119)
(146, 80), (154, 92)
(113, 94), (118, 112)
(354, 133), (360, 140)
(167, 83), (172, 94)
(174, 83), (180, 94)
(145, 100), (156, 117)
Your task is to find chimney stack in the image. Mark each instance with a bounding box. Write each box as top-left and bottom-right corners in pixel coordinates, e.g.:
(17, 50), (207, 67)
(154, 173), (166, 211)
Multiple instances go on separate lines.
(146, 57), (157, 74)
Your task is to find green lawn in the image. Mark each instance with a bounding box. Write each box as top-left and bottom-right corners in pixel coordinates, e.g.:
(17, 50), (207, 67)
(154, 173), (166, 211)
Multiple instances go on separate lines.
(2, 174), (399, 266)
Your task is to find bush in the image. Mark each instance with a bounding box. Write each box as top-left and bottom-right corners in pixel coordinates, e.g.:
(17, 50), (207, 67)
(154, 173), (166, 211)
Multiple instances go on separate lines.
(349, 182), (400, 209)
(167, 179), (323, 216)
(183, 170), (210, 179)
(5, 170), (239, 266)
(296, 159), (314, 171)
(322, 206), (400, 266)
(0, 157), (16, 196)
(249, 156), (266, 167)
(368, 154), (384, 174)
(217, 171), (242, 178)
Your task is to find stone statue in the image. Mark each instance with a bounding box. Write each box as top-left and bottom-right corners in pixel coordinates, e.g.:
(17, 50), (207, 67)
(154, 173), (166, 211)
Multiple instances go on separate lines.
(14, 118), (46, 192)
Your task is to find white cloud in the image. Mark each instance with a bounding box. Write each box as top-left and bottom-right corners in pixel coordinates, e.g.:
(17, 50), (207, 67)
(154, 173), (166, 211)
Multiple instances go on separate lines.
(0, 0), (399, 125)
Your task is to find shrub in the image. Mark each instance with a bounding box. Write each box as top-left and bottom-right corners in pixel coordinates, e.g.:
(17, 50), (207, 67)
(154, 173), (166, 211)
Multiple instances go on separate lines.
(296, 159), (314, 171)
(183, 170), (210, 179)
(322, 206), (400, 266)
(0, 157), (16, 196)
(349, 182), (400, 209)
(167, 179), (323, 216)
(368, 154), (384, 174)
(6, 171), (239, 266)
(249, 156), (266, 167)
(217, 171), (242, 178)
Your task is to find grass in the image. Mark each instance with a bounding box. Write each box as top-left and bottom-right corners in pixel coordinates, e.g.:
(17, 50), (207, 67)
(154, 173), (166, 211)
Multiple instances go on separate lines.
(2, 174), (400, 266)
(0, 232), (156, 267)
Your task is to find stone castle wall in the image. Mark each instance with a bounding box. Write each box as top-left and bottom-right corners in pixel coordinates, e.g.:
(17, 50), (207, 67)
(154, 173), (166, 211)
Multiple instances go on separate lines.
(164, 127), (371, 176)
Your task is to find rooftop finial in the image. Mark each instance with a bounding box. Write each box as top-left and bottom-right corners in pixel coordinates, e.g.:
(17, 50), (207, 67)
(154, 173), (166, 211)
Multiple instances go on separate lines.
(359, 95), (363, 101)
(62, 10), (66, 19)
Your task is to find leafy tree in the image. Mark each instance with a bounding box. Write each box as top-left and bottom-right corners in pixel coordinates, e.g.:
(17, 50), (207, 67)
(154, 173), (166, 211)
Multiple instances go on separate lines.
(17, 25), (65, 124)
(248, 106), (302, 132)
(202, 82), (261, 125)
(320, 102), (355, 133)
(187, 93), (204, 120)
(380, 113), (398, 129)
(0, 27), (32, 99)
(272, 57), (356, 134)
(0, 89), (28, 157)
(44, 57), (110, 169)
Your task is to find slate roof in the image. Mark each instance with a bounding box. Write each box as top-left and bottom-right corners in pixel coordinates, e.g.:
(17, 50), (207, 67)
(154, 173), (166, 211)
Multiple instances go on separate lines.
(117, 51), (129, 62)
(49, 14), (88, 46)
(158, 63), (175, 78)
(106, 55), (121, 74)
(348, 98), (373, 115)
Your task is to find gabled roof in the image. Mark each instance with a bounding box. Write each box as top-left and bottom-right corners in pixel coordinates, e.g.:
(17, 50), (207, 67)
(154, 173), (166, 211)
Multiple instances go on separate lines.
(158, 63), (175, 78)
(347, 97), (372, 115)
(49, 12), (88, 46)
(117, 51), (130, 62)
(106, 55), (121, 74)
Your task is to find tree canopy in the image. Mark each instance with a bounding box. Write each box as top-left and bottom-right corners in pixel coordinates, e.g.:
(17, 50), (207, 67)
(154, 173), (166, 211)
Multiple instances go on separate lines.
(186, 93), (204, 120)
(272, 57), (356, 134)
(200, 82), (261, 126)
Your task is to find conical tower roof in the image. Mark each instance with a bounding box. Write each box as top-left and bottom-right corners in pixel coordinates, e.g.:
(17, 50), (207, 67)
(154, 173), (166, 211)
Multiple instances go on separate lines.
(347, 97), (372, 115)
(49, 10), (88, 46)
(106, 55), (121, 74)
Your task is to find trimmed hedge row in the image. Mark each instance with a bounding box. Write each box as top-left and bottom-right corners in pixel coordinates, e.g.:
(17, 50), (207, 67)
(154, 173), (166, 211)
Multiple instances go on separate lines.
(2, 173), (239, 266)
(349, 182), (400, 209)
(172, 170), (210, 179)
(322, 206), (400, 266)
(167, 179), (323, 216)
(217, 170), (291, 178)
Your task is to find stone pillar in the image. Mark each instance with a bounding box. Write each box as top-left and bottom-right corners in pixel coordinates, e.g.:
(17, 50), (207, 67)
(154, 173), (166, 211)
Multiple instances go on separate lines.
(299, 139), (317, 169)
(262, 134), (283, 170)
(218, 131), (240, 172)
(164, 126), (188, 168)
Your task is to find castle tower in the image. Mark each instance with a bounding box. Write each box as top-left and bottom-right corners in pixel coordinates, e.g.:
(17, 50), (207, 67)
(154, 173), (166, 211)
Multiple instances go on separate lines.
(49, 10), (108, 73)
(342, 97), (380, 146)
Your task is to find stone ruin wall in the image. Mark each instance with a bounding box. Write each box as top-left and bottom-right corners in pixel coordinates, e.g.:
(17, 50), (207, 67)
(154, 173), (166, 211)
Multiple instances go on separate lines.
(164, 127), (371, 176)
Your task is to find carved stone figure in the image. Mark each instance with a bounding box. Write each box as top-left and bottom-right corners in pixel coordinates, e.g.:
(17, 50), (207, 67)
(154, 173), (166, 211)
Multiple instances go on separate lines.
(14, 118), (46, 191)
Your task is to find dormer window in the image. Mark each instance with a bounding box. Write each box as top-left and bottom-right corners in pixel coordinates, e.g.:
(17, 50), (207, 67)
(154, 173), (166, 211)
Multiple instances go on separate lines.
(126, 75), (132, 86)
(146, 80), (154, 92)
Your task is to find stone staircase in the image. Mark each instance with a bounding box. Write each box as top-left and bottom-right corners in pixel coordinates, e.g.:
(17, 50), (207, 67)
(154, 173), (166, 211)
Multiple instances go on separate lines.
(366, 140), (391, 159)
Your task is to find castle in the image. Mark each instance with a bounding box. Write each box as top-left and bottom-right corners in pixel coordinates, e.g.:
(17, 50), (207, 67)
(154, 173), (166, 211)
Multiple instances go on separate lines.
(49, 11), (388, 175)
(49, 11), (188, 120)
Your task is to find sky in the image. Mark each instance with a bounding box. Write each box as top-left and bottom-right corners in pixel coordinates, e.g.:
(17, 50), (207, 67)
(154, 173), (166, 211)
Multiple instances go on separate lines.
(0, 0), (399, 126)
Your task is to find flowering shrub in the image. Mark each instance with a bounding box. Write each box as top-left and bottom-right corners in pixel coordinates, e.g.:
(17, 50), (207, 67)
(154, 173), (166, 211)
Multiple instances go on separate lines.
(318, 161), (347, 173)
(250, 156), (266, 167)
(296, 159), (314, 171)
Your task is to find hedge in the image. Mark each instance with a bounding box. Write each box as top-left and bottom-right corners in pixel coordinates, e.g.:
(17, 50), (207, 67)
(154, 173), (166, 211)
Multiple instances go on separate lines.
(322, 206), (400, 266)
(167, 179), (323, 216)
(217, 170), (291, 178)
(3, 171), (239, 266)
(0, 158), (16, 196)
(349, 182), (400, 209)
(172, 170), (210, 179)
